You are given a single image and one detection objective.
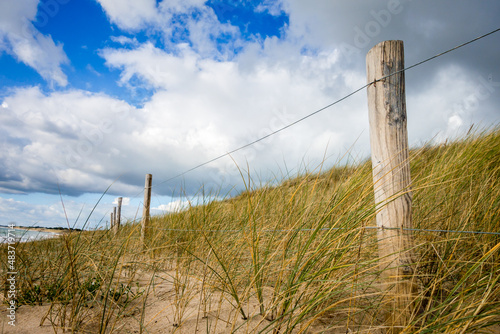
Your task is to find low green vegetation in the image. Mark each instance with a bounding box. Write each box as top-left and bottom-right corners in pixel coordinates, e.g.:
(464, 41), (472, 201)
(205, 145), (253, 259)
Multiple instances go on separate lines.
(2, 127), (499, 333)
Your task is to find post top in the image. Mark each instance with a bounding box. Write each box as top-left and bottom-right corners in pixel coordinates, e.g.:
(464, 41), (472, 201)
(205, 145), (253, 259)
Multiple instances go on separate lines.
(367, 40), (404, 53)
(366, 40), (405, 63)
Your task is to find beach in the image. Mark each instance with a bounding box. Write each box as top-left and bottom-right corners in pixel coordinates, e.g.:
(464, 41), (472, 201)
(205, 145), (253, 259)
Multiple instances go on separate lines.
(0, 226), (65, 243)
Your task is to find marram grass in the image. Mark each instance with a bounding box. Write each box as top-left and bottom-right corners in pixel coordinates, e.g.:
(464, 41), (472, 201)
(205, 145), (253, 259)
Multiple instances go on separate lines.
(2, 127), (499, 333)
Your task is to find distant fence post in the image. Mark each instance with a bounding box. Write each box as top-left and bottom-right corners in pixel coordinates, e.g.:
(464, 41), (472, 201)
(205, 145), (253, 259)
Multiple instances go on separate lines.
(366, 40), (417, 332)
(115, 197), (122, 235)
(141, 174), (153, 248)
(110, 212), (114, 230)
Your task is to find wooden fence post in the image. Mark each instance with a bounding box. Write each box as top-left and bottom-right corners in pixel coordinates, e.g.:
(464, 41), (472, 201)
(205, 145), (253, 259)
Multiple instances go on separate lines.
(110, 212), (114, 230)
(115, 198), (122, 235)
(141, 174), (152, 248)
(112, 207), (117, 232)
(366, 40), (417, 332)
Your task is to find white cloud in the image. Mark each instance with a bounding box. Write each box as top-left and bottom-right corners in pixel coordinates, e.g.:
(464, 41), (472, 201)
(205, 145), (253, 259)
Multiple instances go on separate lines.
(181, 5), (240, 57)
(96, 0), (159, 31)
(98, 36), (373, 191)
(405, 64), (492, 145)
(0, 0), (69, 86)
(110, 35), (139, 46)
(95, 0), (216, 33)
(0, 87), (142, 195)
(98, 0), (240, 58)
(0, 193), (148, 229)
(153, 199), (190, 213)
(255, 0), (288, 16)
(0, 196), (67, 228)
(0, 33), (370, 197)
(113, 197), (130, 206)
(101, 42), (199, 90)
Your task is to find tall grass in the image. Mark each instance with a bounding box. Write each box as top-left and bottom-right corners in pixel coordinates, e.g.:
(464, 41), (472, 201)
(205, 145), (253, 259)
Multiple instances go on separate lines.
(2, 127), (499, 333)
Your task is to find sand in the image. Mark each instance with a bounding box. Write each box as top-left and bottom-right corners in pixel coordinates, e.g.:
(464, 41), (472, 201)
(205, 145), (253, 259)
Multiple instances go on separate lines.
(2, 269), (498, 333)
(0, 266), (368, 334)
(0, 269), (280, 334)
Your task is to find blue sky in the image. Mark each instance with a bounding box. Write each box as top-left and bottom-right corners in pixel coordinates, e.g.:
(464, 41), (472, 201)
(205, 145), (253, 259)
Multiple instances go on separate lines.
(1, 0), (499, 229)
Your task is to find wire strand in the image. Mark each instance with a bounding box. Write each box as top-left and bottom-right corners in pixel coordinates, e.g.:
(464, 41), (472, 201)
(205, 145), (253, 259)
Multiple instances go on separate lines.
(152, 225), (500, 236)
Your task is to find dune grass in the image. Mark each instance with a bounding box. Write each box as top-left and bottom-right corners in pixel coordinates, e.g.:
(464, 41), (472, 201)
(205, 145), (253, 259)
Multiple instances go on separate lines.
(2, 127), (499, 333)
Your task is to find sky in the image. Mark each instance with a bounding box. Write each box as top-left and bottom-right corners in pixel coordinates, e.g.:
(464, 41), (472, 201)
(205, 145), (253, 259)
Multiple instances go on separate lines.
(0, 0), (499, 229)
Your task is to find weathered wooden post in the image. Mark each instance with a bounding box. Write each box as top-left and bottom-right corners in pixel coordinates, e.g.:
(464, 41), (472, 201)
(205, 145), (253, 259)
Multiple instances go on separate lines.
(366, 40), (417, 332)
(115, 198), (122, 235)
(113, 207), (117, 228)
(141, 174), (152, 248)
(110, 212), (114, 230)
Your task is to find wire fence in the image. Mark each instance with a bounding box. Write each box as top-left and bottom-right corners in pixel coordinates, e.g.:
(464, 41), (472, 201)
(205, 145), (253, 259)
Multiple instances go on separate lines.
(151, 226), (500, 236)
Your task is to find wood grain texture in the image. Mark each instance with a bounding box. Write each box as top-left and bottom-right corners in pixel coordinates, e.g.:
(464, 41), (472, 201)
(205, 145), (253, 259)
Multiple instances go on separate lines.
(366, 40), (417, 333)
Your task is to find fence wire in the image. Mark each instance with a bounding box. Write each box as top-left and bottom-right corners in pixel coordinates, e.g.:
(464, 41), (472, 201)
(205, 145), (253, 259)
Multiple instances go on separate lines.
(151, 226), (500, 236)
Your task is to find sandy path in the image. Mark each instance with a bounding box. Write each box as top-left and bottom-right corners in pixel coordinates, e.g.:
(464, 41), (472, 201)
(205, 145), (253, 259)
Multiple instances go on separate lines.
(0, 270), (276, 334)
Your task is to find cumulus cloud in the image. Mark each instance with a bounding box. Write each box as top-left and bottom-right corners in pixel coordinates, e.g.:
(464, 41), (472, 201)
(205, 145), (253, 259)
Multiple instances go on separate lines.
(101, 42), (199, 90)
(0, 197), (66, 227)
(101, 35), (370, 181)
(96, 0), (211, 32)
(0, 37), (369, 198)
(113, 197), (130, 206)
(152, 199), (190, 213)
(0, 193), (148, 229)
(0, 0), (69, 86)
(95, 0), (159, 31)
(97, 0), (240, 58)
(0, 87), (142, 195)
